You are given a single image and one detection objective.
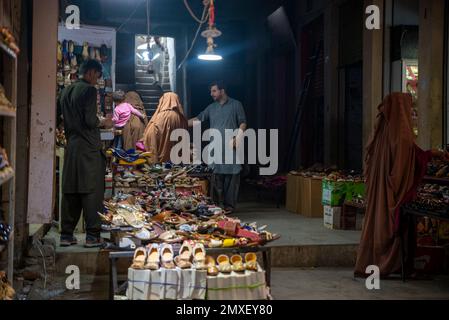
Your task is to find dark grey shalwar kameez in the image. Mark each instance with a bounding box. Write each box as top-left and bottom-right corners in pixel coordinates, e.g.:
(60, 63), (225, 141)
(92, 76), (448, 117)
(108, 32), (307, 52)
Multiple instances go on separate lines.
(58, 79), (105, 238)
(197, 97), (247, 210)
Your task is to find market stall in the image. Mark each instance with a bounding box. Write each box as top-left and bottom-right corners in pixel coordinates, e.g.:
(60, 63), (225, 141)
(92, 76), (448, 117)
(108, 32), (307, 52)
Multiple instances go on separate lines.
(101, 148), (279, 300)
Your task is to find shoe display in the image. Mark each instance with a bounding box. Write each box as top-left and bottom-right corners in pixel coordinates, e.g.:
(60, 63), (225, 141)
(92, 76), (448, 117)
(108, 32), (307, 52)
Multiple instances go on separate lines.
(144, 244), (160, 270)
(160, 244), (175, 269)
(0, 223), (12, 245)
(217, 255), (232, 274)
(0, 271), (15, 300)
(231, 255), (245, 273)
(175, 241), (192, 269)
(244, 252), (258, 272)
(192, 243), (206, 270)
(0, 27), (20, 55)
(131, 247), (147, 270)
(206, 256), (219, 276)
(0, 84), (14, 111)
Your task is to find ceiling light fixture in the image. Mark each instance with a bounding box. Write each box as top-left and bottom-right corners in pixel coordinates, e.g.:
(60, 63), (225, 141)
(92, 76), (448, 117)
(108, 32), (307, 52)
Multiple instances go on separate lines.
(198, 0), (222, 61)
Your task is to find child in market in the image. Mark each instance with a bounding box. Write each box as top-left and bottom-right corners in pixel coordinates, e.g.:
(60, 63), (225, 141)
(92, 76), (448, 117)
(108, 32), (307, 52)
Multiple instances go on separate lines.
(112, 90), (145, 150)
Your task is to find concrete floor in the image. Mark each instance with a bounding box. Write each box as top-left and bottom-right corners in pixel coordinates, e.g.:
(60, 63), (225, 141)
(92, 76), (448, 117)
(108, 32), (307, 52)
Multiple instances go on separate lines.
(27, 267), (449, 300)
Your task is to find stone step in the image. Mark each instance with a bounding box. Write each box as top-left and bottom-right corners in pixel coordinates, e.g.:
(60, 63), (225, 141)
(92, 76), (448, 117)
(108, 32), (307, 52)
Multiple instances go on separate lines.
(141, 96), (160, 103)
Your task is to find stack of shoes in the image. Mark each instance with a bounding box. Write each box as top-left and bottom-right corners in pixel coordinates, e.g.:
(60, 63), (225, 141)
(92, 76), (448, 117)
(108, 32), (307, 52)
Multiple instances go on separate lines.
(0, 84), (14, 111)
(0, 222), (12, 245)
(0, 271), (15, 300)
(0, 146), (13, 180)
(0, 27), (20, 55)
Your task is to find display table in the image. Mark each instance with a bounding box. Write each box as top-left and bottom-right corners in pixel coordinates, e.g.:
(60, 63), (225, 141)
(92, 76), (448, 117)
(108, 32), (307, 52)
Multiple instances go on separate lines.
(400, 205), (449, 281)
(108, 246), (272, 300)
(126, 268), (207, 300)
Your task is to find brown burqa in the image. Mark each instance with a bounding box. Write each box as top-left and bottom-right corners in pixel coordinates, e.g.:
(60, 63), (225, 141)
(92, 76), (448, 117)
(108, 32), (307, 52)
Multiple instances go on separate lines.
(122, 91), (148, 150)
(354, 93), (431, 277)
(142, 92), (188, 163)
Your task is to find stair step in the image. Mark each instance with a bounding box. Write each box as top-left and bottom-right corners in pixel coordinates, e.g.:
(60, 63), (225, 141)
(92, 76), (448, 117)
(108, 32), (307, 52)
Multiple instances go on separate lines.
(137, 88), (163, 95)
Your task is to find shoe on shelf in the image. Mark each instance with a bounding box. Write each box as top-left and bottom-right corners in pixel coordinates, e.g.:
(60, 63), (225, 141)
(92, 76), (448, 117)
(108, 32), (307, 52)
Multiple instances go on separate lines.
(84, 236), (106, 248)
(193, 243), (206, 270)
(160, 243), (175, 269)
(131, 247), (147, 270)
(144, 243), (160, 270)
(231, 254), (245, 273)
(206, 256), (219, 276)
(217, 254), (232, 274)
(244, 252), (258, 272)
(60, 235), (78, 247)
(175, 241), (192, 269)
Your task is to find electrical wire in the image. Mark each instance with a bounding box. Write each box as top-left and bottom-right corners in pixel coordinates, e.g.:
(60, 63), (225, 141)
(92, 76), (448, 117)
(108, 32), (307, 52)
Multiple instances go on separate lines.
(183, 0), (210, 24)
(146, 0), (151, 41)
(117, 0), (145, 32)
(177, 4), (209, 70)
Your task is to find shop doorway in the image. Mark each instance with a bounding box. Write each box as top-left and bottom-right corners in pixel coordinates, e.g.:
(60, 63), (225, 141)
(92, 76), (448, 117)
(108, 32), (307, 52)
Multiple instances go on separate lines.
(135, 35), (176, 116)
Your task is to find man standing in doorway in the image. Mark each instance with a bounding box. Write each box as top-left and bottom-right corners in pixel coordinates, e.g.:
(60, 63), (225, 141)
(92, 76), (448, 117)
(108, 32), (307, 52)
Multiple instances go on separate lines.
(188, 81), (247, 213)
(58, 60), (113, 248)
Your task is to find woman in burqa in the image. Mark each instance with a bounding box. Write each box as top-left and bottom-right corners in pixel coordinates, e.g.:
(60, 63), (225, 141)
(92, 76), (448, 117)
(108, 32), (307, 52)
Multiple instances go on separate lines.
(354, 92), (449, 277)
(142, 92), (188, 163)
(122, 91), (148, 150)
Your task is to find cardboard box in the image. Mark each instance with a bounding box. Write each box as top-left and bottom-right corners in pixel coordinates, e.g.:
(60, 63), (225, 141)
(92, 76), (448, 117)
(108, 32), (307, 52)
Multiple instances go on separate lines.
(301, 177), (324, 218)
(322, 179), (366, 206)
(322, 180), (348, 206)
(286, 173), (301, 213)
(342, 202), (366, 230)
(323, 206), (342, 229)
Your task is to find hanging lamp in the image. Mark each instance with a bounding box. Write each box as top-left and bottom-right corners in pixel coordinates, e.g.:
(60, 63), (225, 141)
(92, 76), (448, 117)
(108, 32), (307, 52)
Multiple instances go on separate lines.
(198, 0), (222, 61)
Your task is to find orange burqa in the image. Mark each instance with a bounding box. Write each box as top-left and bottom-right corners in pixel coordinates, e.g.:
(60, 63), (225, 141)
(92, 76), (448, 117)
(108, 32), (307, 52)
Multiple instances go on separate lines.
(122, 91), (148, 151)
(354, 93), (432, 277)
(143, 92), (188, 163)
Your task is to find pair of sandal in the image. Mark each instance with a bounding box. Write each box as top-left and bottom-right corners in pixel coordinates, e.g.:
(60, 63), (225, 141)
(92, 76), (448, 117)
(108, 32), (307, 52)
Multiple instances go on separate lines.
(175, 241), (207, 269)
(131, 243), (175, 270)
(211, 252), (258, 275)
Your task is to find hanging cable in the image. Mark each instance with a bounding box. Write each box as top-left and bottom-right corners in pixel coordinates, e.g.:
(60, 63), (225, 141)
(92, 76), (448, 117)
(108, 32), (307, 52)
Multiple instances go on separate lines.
(183, 0), (210, 24)
(147, 0), (151, 39)
(177, 3), (210, 70)
(117, 0), (145, 32)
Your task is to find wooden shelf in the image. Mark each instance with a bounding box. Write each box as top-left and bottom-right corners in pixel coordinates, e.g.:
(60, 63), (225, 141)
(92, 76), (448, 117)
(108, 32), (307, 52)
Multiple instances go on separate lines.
(0, 106), (16, 117)
(0, 168), (14, 186)
(423, 176), (449, 186)
(0, 42), (17, 60)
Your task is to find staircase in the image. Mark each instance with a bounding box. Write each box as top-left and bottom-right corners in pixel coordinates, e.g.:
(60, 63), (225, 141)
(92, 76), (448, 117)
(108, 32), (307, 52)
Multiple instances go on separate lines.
(135, 47), (172, 117)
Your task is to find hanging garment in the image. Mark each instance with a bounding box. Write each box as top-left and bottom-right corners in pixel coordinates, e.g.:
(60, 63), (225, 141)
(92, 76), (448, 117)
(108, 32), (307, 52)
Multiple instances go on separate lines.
(142, 92), (188, 163)
(354, 93), (432, 277)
